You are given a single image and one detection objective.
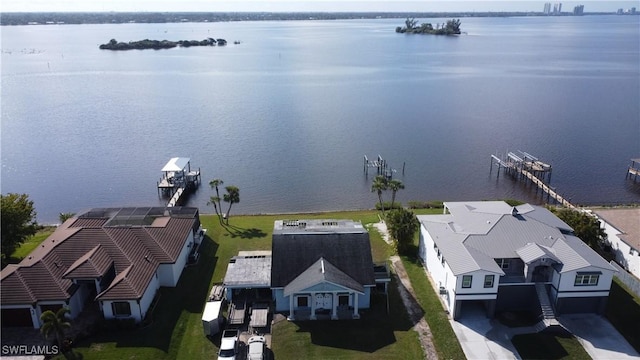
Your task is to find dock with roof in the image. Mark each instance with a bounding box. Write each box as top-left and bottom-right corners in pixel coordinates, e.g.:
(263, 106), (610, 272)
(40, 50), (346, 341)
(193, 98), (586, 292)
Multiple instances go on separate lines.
(157, 157), (201, 207)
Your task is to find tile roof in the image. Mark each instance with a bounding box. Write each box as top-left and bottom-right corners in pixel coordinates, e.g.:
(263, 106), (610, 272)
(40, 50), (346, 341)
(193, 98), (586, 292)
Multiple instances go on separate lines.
(1, 207), (198, 305)
(271, 220), (375, 288)
(419, 201), (616, 276)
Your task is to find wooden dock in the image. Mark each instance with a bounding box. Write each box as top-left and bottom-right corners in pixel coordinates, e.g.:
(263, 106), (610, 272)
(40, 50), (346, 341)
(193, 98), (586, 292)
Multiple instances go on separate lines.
(157, 157), (201, 207)
(627, 158), (640, 182)
(491, 151), (576, 209)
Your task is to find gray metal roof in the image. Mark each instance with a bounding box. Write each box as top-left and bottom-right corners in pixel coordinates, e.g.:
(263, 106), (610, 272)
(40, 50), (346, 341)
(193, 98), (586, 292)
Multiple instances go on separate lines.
(420, 201), (615, 276)
(273, 219), (366, 235)
(223, 252), (272, 288)
(283, 257), (364, 296)
(516, 243), (561, 264)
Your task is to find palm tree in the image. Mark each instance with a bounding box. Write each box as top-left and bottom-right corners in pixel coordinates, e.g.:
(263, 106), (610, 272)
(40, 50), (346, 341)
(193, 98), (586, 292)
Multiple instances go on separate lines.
(388, 179), (405, 210)
(40, 308), (71, 348)
(222, 186), (240, 225)
(371, 175), (388, 214)
(58, 212), (76, 224)
(208, 179), (224, 223)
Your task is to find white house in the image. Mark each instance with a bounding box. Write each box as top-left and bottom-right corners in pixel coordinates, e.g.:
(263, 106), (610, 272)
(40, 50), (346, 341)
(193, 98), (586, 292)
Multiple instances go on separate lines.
(1, 207), (203, 328)
(594, 208), (640, 279)
(417, 201), (616, 320)
(270, 220), (377, 320)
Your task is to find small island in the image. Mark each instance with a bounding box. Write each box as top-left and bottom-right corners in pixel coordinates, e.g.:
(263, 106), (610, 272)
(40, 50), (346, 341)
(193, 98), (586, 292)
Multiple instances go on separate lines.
(99, 37), (227, 50)
(395, 18), (461, 35)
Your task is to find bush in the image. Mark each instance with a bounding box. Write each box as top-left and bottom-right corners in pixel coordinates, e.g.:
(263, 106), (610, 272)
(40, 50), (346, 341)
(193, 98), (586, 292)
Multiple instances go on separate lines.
(375, 201), (402, 211)
(407, 201), (443, 209)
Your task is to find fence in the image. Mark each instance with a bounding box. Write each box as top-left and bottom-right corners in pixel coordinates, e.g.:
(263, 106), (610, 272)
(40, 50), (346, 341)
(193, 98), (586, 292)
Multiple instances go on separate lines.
(610, 261), (640, 298)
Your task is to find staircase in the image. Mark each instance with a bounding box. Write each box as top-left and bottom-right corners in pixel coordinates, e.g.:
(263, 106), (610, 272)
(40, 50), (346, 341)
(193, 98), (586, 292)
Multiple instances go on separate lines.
(534, 283), (560, 331)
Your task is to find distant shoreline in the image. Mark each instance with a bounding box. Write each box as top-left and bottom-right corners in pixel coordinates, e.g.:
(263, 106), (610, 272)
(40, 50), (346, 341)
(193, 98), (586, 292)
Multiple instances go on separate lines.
(2, 11), (635, 26)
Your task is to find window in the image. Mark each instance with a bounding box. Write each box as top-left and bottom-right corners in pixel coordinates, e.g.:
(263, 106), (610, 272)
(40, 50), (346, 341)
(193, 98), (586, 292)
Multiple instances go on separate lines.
(462, 275), (472, 288)
(484, 275), (494, 288)
(574, 273), (600, 286)
(112, 301), (131, 316)
(441, 256), (445, 266)
(495, 259), (509, 269)
(296, 296), (309, 307)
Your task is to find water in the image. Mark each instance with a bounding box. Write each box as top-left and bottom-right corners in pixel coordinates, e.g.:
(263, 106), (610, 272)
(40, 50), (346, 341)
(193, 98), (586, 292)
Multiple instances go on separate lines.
(2, 16), (639, 223)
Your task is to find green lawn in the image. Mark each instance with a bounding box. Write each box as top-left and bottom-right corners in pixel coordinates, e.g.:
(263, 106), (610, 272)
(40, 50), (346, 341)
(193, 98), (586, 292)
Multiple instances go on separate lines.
(512, 328), (592, 360)
(605, 278), (640, 353)
(9, 226), (56, 261)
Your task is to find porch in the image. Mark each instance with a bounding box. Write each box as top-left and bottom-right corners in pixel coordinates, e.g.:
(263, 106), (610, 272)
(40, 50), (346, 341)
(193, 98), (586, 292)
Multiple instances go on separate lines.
(289, 305), (357, 321)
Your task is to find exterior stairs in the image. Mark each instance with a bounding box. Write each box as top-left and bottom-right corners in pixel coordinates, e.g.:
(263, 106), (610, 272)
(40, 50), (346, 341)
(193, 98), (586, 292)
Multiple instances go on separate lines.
(534, 283), (560, 332)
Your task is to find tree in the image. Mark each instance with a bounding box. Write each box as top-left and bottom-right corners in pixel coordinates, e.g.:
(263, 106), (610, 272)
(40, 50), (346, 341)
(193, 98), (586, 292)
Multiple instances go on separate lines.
(445, 19), (462, 35)
(388, 179), (405, 210)
(551, 208), (606, 248)
(40, 308), (71, 348)
(385, 208), (420, 255)
(371, 175), (389, 214)
(405, 17), (418, 31)
(59, 212), (76, 224)
(222, 186), (240, 225)
(1, 193), (38, 262)
(208, 179), (224, 224)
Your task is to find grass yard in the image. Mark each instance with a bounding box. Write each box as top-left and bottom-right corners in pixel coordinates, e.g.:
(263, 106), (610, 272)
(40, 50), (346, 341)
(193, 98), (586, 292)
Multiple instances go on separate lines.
(605, 278), (640, 353)
(512, 328), (592, 360)
(69, 210), (424, 359)
(8, 226), (56, 262)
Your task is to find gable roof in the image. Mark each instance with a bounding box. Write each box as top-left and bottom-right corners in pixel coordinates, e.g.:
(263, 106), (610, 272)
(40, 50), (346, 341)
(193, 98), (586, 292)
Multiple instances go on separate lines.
(271, 220), (375, 288)
(284, 257), (365, 296)
(1, 207), (198, 305)
(418, 201), (616, 276)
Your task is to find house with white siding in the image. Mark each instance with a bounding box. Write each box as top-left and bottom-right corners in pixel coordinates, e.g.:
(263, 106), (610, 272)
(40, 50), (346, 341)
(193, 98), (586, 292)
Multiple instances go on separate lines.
(1, 207), (203, 328)
(594, 208), (640, 279)
(418, 201), (616, 320)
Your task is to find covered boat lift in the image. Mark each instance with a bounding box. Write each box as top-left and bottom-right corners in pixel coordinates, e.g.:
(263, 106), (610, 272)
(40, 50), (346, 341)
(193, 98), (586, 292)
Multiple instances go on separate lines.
(157, 157), (201, 207)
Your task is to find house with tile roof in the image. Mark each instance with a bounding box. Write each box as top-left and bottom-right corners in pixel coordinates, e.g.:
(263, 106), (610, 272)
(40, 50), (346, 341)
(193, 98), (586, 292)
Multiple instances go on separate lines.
(594, 207), (640, 279)
(417, 201), (616, 320)
(270, 220), (378, 320)
(1, 207), (202, 328)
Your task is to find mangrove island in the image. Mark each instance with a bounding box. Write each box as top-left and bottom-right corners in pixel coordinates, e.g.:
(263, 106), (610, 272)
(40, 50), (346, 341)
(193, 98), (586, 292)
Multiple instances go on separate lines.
(99, 37), (227, 50)
(395, 18), (461, 35)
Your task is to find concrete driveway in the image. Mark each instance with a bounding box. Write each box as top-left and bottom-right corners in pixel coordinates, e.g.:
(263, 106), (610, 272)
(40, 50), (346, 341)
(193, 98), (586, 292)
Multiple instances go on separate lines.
(559, 314), (639, 359)
(450, 304), (639, 360)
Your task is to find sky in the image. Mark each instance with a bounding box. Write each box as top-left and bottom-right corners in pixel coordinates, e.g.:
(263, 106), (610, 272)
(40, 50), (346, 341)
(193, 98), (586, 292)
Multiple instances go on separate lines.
(2, 1), (638, 13)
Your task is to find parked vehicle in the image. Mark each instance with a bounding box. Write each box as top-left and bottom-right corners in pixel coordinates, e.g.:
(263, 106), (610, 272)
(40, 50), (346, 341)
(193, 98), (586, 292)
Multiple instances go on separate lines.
(247, 335), (267, 360)
(217, 329), (239, 360)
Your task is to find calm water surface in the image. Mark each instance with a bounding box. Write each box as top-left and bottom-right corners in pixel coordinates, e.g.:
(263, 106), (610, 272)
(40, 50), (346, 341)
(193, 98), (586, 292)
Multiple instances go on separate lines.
(2, 16), (639, 223)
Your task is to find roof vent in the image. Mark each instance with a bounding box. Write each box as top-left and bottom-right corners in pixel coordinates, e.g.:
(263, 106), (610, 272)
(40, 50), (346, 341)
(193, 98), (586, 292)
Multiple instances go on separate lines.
(144, 255), (150, 262)
(511, 207), (519, 216)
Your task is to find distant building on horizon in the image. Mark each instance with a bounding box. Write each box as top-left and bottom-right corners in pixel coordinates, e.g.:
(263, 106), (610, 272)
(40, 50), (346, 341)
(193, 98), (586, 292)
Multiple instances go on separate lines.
(553, 2), (563, 14)
(544, 2), (552, 14)
(573, 5), (585, 15)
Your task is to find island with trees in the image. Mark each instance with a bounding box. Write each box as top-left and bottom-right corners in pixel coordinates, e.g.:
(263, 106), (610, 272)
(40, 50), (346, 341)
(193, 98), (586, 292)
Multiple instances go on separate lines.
(99, 37), (227, 50)
(396, 18), (461, 35)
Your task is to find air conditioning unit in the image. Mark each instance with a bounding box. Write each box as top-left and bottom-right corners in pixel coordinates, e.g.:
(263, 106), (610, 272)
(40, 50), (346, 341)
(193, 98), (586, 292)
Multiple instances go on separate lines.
(439, 286), (447, 295)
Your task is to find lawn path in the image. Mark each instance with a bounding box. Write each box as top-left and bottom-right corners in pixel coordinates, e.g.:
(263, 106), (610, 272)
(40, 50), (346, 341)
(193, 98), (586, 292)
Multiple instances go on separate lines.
(373, 221), (438, 360)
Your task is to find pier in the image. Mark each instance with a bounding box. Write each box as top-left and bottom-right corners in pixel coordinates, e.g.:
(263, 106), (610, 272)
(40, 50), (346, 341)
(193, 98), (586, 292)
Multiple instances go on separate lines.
(364, 155), (403, 179)
(491, 151), (576, 209)
(627, 158), (640, 182)
(157, 157), (201, 207)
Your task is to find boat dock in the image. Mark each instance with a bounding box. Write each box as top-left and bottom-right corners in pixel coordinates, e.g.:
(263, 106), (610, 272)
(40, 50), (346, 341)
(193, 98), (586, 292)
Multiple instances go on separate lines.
(364, 154), (403, 179)
(491, 151), (576, 209)
(157, 157), (201, 207)
(627, 158), (640, 182)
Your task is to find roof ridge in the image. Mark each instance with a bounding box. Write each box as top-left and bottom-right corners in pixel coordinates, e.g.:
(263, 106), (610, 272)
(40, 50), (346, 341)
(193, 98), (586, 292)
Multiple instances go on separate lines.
(14, 270), (37, 303)
(62, 244), (101, 277)
(141, 227), (172, 259)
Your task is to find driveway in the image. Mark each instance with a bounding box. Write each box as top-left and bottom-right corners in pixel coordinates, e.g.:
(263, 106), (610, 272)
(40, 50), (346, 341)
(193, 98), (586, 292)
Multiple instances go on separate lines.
(450, 305), (639, 360)
(559, 314), (639, 359)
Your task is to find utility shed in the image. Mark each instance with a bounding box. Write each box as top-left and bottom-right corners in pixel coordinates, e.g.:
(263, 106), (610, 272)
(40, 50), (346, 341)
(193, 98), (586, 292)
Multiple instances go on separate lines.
(202, 300), (223, 336)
